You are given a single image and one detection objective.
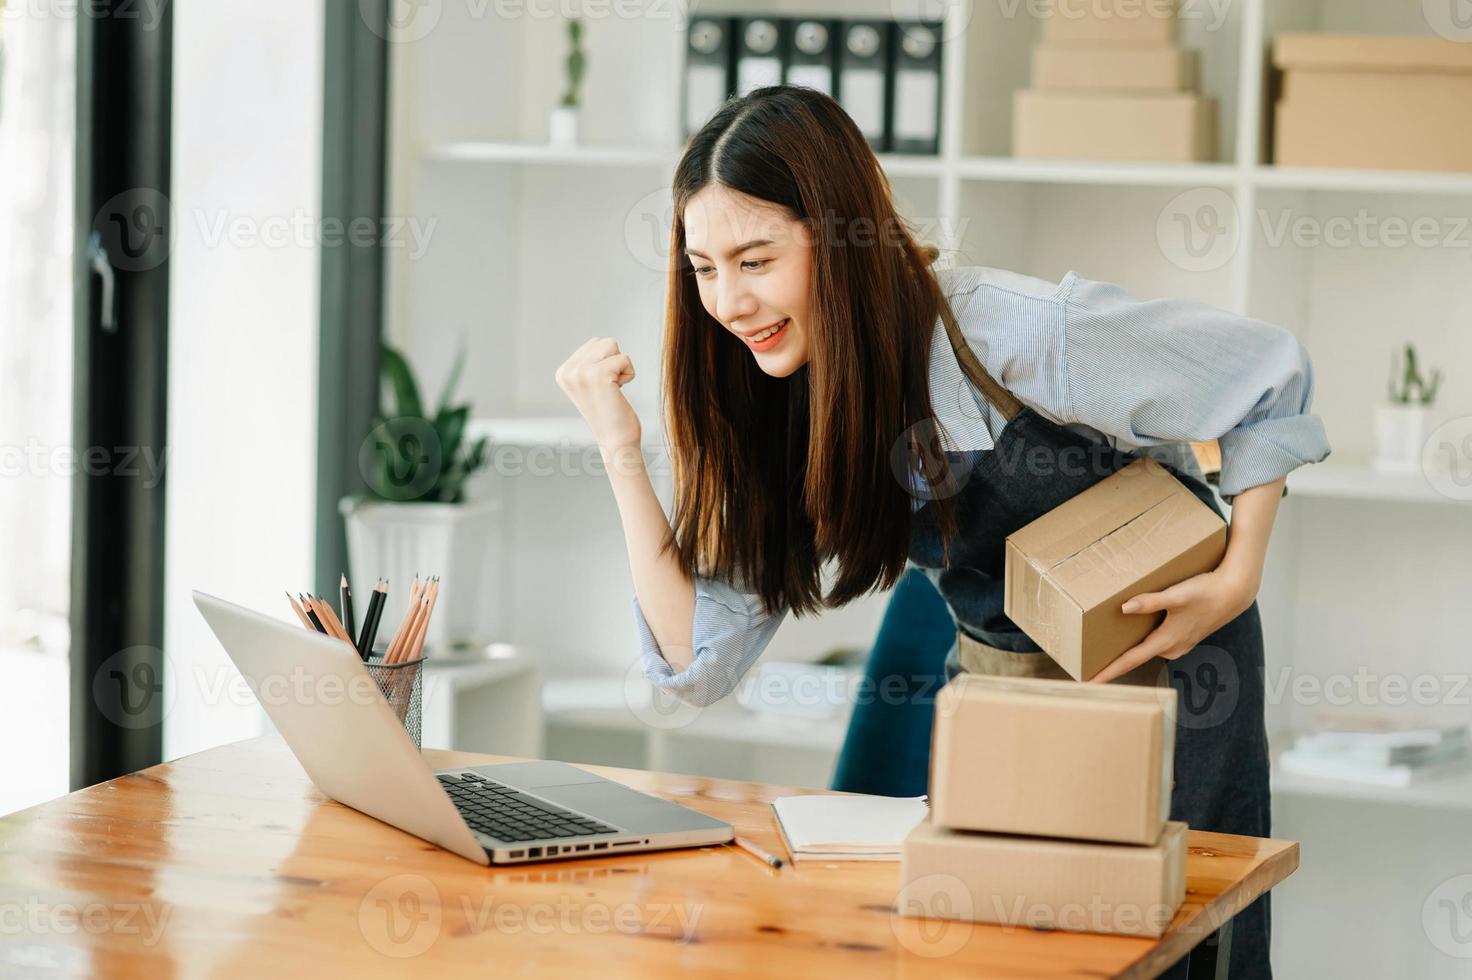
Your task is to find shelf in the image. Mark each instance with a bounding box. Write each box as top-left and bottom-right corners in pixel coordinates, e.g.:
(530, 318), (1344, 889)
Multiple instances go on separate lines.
(1252, 165), (1472, 197)
(543, 677), (853, 751)
(957, 157), (1241, 188)
(422, 141), (678, 169)
(421, 140), (945, 178)
(1271, 744), (1472, 812)
(420, 142), (1472, 200)
(1285, 456), (1467, 505)
(469, 415), (662, 450)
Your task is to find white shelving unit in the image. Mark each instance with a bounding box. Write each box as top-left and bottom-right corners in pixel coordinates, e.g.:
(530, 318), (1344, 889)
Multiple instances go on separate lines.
(387, 3), (1471, 973)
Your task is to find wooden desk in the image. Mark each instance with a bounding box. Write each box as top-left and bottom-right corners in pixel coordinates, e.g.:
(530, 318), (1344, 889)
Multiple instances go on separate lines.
(0, 735), (1297, 978)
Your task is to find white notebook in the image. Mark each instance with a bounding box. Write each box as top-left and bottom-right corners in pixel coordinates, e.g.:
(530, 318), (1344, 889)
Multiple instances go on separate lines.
(772, 793), (930, 862)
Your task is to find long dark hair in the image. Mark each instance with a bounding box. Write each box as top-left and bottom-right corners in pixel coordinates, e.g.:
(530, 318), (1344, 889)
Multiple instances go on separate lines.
(662, 85), (960, 617)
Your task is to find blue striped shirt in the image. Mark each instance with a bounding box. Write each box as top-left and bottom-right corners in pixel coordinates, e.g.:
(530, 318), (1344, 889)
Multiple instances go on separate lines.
(633, 265), (1332, 706)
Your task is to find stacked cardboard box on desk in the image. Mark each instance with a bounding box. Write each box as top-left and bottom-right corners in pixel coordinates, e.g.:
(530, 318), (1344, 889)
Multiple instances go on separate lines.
(900, 674), (1187, 937)
(1013, 0), (1216, 162)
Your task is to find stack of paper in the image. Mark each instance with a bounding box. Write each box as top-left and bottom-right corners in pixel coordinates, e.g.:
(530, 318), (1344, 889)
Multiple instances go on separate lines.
(1279, 721), (1471, 787)
(772, 793), (929, 862)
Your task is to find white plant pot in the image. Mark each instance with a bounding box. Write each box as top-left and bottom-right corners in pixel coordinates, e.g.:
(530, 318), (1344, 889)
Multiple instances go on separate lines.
(341, 497), (503, 653)
(1372, 403), (1431, 474)
(548, 105), (579, 146)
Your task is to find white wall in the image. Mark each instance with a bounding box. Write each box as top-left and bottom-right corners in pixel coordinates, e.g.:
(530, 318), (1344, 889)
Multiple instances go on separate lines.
(163, 0), (324, 761)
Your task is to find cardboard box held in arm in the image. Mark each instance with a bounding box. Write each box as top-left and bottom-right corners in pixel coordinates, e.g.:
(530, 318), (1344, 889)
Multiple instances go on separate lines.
(1272, 33), (1472, 173)
(1013, 90), (1216, 162)
(1003, 456), (1227, 682)
(1042, 0), (1177, 44)
(899, 818), (1188, 938)
(929, 674), (1177, 845)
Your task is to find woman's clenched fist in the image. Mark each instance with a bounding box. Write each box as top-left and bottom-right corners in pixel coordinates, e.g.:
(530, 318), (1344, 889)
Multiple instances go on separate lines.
(554, 337), (643, 452)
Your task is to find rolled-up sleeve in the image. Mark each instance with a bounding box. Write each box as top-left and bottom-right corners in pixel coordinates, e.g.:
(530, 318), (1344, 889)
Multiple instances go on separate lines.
(1060, 272), (1331, 502)
(631, 575), (787, 707)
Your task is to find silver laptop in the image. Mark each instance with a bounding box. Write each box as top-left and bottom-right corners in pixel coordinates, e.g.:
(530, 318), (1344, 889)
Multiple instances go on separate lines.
(193, 591), (733, 865)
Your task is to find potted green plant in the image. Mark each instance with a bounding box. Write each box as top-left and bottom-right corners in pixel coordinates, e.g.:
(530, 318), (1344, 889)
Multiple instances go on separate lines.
(341, 343), (498, 652)
(1374, 342), (1442, 473)
(548, 18), (585, 147)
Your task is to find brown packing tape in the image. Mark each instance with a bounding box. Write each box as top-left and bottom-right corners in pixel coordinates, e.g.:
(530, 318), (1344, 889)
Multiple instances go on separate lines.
(1051, 490), (1225, 608)
(1002, 458), (1226, 680)
(1006, 458), (1180, 570)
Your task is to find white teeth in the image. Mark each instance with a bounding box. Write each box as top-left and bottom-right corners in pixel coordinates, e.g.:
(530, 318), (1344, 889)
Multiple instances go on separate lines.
(752, 319), (787, 342)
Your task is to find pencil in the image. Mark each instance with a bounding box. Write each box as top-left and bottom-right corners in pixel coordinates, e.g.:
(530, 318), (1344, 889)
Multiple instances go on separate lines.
(399, 586), (431, 663)
(306, 595), (342, 640)
(407, 576), (440, 661)
(385, 574), (423, 663)
(286, 592), (313, 630)
(316, 594), (353, 646)
(340, 573), (356, 638)
(731, 835), (784, 869)
(390, 584), (428, 664)
(300, 594), (327, 634)
(356, 579), (387, 660)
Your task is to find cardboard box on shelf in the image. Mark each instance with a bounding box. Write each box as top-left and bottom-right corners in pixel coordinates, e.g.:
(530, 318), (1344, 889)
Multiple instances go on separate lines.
(1013, 90), (1216, 162)
(1002, 456), (1227, 681)
(1273, 33), (1472, 173)
(929, 674), (1176, 845)
(1033, 42), (1197, 91)
(1042, 0), (1177, 44)
(899, 818), (1188, 938)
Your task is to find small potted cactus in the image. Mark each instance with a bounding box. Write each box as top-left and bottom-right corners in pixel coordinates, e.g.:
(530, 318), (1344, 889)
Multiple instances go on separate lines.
(548, 18), (585, 147)
(1374, 342), (1442, 473)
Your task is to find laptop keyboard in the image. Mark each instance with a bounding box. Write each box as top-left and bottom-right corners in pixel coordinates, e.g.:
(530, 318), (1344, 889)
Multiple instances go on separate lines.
(438, 772), (620, 843)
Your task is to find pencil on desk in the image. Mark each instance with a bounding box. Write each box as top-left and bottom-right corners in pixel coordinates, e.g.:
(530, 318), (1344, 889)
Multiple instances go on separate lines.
(732, 835), (784, 869)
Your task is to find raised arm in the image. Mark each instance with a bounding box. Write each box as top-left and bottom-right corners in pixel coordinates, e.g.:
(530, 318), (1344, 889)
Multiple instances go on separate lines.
(556, 337), (786, 706)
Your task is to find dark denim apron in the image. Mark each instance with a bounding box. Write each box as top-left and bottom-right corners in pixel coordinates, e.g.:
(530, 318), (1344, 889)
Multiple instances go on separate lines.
(839, 303), (1273, 979)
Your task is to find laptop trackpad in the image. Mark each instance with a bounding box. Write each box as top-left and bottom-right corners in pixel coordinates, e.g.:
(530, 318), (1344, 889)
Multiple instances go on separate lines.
(537, 783), (723, 831)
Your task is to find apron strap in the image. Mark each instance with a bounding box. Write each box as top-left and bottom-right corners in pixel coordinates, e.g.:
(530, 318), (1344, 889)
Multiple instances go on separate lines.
(938, 294), (1025, 423)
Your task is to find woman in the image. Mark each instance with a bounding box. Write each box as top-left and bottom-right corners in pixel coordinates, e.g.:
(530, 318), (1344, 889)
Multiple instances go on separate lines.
(556, 86), (1328, 978)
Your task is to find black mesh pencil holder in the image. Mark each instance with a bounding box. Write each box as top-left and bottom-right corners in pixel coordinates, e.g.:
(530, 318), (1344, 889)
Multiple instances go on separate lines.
(364, 655), (425, 749)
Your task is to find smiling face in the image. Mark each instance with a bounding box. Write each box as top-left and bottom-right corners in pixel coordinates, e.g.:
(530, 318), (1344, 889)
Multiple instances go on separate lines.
(683, 184), (814, 378)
